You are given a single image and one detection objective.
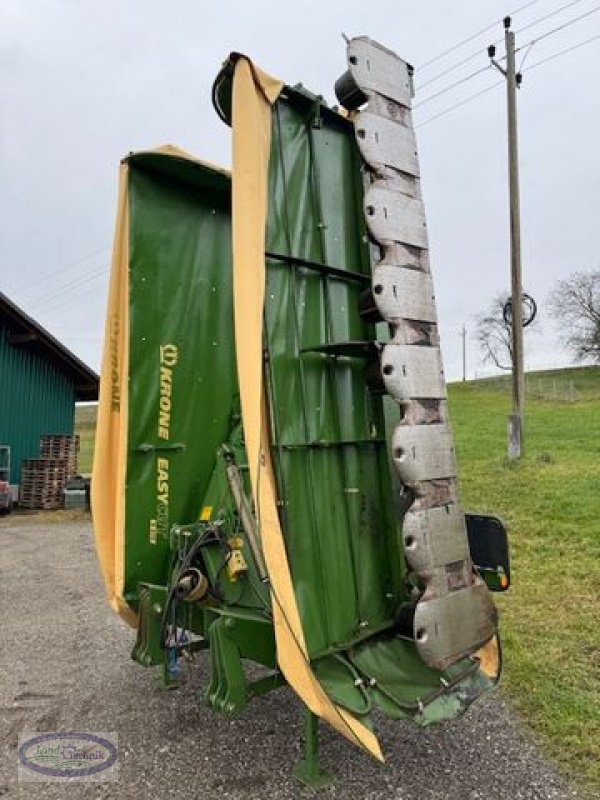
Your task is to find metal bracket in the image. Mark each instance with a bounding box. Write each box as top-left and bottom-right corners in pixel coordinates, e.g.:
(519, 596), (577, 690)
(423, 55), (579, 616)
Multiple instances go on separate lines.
(414, 582), (498, 670)
(343, 37), (412, 107)
(381, 344), (446, 400)
(354, 111), (419, 175)
(371, 264), (436, 324)
(132, 583), (168, 668)
(206, 616), (247, 715)
(391, 424), (457, 483)
(364, 184), (428, 248)
(293, 710), (333, 789)
(403, 505), (470, 571)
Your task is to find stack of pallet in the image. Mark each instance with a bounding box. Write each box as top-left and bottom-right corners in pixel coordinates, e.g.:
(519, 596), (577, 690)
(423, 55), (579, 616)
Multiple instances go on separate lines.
(19, 435), (80, 510)
(40, 434), (79, 479)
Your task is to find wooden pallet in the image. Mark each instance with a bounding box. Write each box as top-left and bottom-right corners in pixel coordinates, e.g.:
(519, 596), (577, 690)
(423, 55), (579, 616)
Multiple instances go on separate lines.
(20, 457), (70, 510)
(39, 435), (79, 479)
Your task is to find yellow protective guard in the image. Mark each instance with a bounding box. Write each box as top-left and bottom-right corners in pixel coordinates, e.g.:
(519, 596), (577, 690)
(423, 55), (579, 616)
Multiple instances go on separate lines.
(230, 55), (383, 761)
(91, 162), (134, 627)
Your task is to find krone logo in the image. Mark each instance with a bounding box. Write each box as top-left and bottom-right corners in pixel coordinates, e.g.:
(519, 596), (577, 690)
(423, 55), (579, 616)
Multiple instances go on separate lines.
(158, 344), (179, 441)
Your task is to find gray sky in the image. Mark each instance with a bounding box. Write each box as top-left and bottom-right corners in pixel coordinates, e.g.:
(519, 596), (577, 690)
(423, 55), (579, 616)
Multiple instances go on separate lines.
(2, 0), (599, 380)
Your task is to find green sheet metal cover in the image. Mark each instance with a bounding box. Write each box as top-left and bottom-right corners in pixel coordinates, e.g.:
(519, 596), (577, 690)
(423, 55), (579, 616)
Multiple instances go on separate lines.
(123, 152), (237, 607)
(254, 79), (496, 722)
(263, 88), (406, 657)
(349, 636), (491, 724)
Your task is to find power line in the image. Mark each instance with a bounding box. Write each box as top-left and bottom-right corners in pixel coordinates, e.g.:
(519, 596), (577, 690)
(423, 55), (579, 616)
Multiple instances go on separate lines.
(416, 80), (503, 129)
(517, 2), (600, 50)
(416, 0), (588, 91)
(417, 0), (540, 71)
(8, 244), (109, 299)
(526, 29), (600, 68)
(417, 47), (487, 91)
(518, 41), (536, 70)
(26, 263), (108, 312)
(417, 22), (600, 135)
(26, 262), (107, 308)
(416, 1), (599, 109)
(36, 273), (108, 316)
(414, 64), (491, 109)
(515, 0), (587, 34)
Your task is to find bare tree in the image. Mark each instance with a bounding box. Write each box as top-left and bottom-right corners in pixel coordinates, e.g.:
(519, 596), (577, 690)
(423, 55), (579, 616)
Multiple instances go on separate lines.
(475, 292), (538, 371)
(475, 294), (513, 371)
(548, 270), (600, 363)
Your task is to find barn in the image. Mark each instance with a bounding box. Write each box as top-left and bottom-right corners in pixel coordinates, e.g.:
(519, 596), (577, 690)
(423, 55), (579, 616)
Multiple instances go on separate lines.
(0, 292), (98, 489)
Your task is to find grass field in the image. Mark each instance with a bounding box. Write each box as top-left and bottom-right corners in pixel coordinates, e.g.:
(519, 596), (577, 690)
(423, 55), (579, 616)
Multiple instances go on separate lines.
(75, 365), (600, 791)
(75, 403), (96, 475)
(449, 366), (600, 792)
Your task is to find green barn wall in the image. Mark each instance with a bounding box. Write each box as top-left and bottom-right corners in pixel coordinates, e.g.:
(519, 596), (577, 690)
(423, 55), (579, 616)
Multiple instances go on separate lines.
(0, 325), (76, 484)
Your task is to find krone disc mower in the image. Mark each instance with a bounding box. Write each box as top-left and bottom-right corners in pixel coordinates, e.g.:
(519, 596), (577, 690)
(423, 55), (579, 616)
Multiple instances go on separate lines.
(92, 37), (511, 787)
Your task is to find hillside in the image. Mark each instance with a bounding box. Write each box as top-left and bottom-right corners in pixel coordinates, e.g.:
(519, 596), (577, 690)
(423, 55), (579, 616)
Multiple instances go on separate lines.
(75, 364), (600, 791)
(75, 403), (96, 476)
(448, 365), (600, 791)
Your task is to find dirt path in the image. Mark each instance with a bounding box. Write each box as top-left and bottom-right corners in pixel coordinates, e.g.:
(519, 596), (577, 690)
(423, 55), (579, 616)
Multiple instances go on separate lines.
(0, 515), (583, 799)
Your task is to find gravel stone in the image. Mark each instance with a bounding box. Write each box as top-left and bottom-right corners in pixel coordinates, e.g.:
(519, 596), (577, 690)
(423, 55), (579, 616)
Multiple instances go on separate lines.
(0, 515), (585, 799)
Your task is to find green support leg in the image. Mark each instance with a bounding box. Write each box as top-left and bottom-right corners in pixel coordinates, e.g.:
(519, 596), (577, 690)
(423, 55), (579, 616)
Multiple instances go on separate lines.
(293, 710), (333, 789)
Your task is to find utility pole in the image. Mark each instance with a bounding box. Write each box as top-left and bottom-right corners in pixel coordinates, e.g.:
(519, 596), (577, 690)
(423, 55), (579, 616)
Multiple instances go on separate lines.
(460, 324), (467, 382)
(489, 16), (525, 459)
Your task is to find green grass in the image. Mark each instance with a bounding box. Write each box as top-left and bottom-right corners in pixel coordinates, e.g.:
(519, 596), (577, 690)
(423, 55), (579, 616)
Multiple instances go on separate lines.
(75, 366), (600, 790)
(75, 403), (97, 475)
(449, 366), (600, 792)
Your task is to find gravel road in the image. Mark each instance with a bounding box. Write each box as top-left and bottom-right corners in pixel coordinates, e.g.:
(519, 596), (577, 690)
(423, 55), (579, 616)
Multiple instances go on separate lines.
(0, 514), (585, 799)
